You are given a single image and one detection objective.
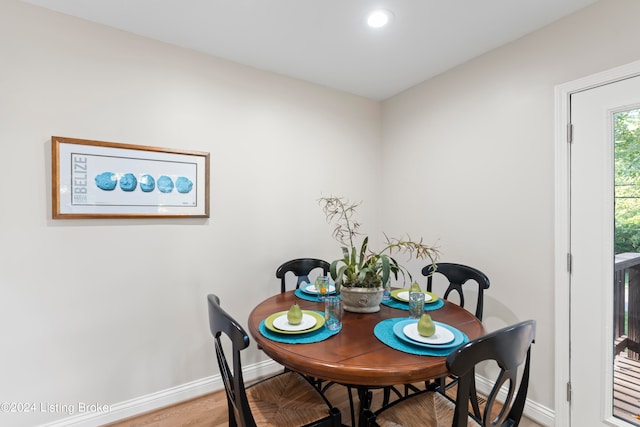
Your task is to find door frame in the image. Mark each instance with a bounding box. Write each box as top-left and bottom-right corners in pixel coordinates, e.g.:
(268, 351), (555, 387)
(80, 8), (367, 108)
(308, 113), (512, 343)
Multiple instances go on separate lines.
(554, 59), (640, 426)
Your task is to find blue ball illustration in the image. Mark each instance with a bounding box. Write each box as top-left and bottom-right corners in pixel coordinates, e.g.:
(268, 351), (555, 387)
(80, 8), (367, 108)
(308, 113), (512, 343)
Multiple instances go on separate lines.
(95, 172), (117, 191)
(139, 174), (155, 192)
(119, 173), (137, 192)
(157, 175), (174, 193)
(176, 177), (193, 194)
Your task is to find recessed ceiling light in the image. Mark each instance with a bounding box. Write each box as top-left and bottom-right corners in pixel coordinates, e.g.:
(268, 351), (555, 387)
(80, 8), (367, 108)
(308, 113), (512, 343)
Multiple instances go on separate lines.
(366, 9), (393, 29)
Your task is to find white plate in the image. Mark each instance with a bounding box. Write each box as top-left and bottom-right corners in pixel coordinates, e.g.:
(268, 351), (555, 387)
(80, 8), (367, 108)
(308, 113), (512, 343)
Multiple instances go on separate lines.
(302, 284), (336, 294)
(396, 291), (433, 302)
(272, 313), (317, 331)
(402, 322), (455, 345)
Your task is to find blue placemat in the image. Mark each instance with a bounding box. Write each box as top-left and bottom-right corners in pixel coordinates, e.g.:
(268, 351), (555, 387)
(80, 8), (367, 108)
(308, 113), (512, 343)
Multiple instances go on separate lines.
(294, 287), (337, 302)
(373, 318), (468, 356)
(381, 297), (444, 311)
(259, 311), (341, 344)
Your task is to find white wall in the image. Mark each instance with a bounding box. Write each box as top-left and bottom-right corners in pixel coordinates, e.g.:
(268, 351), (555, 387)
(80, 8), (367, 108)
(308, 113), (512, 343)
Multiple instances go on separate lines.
(4, 0), (640, 425)
(381, 0), (640, 412)
(0, 1), (380, 425)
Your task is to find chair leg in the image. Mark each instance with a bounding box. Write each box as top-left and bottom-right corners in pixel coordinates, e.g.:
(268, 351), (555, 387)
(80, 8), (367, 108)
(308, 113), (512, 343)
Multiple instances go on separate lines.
(347, 386), (356, 427)
(355, 387), (373, 426)
(382, 386), (403, 405)
(360, 409), (377, 427)
(345, 384), (404, 426)
(329, 406), (342, 427)
(382, 387), (391, 406)
(469, 380), (482, 418)
(227, 400), (238, 427)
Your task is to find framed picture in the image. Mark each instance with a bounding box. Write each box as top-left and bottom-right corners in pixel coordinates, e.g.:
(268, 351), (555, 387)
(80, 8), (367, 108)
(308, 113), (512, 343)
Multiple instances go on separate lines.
(52, 136), (210, 219)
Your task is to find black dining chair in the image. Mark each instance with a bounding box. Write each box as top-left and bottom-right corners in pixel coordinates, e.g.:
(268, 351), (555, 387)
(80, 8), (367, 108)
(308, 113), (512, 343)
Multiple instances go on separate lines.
(276, 258), (330, 293)
(276, 257), (365, 417)
(422, 262), (490, 321)
(421, 262), (491, 395)
(362, 320), (536, 427)
(207, 294), (342, 427)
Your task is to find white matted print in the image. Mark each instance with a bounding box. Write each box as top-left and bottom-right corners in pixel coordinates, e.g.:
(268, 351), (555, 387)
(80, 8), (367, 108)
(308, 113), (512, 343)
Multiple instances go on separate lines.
(52, 136), (210, 218)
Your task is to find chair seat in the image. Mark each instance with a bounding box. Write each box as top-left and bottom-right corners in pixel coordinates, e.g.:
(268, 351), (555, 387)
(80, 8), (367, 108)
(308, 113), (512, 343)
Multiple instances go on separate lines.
(367, 321), (536, 427)
(374, 391), (480, 427)
(247, 371), (335, 427)
(208, 294), (341, 427)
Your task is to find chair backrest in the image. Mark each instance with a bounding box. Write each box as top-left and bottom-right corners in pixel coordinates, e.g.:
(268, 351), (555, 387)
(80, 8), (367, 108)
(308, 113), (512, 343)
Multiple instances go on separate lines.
(422, 262), (490, 320)
(276, 258), (330, 293)
(447, 320), (536, 427)
(207, 294), (256, 427)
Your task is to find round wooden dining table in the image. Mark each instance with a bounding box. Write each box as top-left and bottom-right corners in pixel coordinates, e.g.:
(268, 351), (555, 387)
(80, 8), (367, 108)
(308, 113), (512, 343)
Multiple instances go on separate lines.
(247, 290), (485, 388)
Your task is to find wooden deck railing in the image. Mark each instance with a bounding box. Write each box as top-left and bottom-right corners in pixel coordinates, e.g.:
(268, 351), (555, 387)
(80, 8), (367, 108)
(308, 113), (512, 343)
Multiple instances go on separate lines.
(615, 252), (640, 360)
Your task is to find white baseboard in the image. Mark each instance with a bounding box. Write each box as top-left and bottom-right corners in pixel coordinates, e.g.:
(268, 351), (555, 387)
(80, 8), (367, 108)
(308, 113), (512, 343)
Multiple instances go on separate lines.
(39, 361), (555, 427)
(475, 375), (555, 427)
(38, 359), (283, 427)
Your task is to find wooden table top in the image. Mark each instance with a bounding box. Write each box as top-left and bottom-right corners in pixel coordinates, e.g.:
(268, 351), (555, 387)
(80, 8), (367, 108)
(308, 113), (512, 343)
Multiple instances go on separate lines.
(247, 290), (485, 387)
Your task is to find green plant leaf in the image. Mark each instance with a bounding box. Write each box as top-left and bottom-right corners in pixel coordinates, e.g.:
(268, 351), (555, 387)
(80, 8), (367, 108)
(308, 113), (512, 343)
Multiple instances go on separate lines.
(381, 254), (390, 285)
(358, 237), (368, 269)
(319, 195), (439, 288)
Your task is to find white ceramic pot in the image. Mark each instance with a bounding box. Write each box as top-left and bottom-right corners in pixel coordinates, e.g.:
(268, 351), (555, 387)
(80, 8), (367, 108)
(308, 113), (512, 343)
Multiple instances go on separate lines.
(340, 286), (384, 313)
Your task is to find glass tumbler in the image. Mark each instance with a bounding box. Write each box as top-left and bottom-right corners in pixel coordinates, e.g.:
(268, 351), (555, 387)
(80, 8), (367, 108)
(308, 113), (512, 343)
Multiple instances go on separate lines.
(324, 296), (342, 331)
(382, 280), (391, 301)
(408, 291), (425, 319)
(315, 275), (330, 301)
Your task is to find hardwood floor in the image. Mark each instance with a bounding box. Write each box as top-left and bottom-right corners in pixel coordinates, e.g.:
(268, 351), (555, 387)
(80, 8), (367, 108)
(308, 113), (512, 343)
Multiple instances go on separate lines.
(105, 391), (227, 427)
(105, 381), (544, 427)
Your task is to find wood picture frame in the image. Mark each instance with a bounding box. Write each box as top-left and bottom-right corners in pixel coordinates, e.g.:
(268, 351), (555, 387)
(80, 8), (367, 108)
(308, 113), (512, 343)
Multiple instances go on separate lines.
(52, 136), (210, 219)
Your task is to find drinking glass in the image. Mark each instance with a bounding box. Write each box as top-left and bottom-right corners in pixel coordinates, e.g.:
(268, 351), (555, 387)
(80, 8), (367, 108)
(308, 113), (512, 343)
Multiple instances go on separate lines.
(408, 291), (425, 318)
(315, 275), (330, 301)
(324, 296), (342, 331)
(382, 280), (391, 301)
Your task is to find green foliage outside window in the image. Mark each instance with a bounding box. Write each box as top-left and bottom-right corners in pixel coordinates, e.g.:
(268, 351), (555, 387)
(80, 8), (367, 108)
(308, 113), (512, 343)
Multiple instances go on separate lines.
(615, 109), (640, 254)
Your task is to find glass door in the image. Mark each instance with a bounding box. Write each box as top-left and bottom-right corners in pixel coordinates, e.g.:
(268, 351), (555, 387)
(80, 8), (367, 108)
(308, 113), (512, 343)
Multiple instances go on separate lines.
(570, 75), (640, 427)
(614, 108), (640, 426)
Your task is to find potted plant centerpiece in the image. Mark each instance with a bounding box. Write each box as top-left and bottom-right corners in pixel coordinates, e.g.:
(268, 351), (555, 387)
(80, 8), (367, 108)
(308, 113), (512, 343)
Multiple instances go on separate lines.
(319, 196), (439, 313)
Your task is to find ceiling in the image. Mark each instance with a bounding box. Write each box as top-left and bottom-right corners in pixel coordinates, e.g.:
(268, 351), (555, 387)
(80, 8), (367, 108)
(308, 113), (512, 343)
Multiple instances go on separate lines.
(22, 0), (597, 100)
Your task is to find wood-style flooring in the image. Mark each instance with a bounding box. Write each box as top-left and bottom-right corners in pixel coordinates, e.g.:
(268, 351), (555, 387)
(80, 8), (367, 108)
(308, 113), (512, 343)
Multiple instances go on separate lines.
(105, 381), (544, 427)
(101, 350), (640, 426)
